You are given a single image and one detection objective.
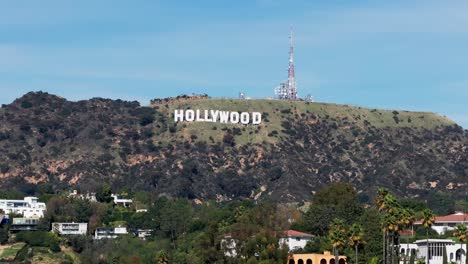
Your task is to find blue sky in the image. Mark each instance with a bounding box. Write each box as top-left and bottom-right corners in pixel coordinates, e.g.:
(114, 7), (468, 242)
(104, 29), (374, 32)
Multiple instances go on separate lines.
(0, 0), (467, 127)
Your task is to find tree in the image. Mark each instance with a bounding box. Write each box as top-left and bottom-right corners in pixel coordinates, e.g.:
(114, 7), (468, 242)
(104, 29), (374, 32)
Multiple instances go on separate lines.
(376, 188), (390, 264)
(0, 226), (8, 244)
(401, 209), (416, 264)
(453, 224), (467, 264)
(304, 183), (363, 236)
(329, 218), (347, 264)
(349, 223), (365, 264)
(376, 188), (401, 264)
(421, 209), (435, 264)
(96, 183), (113, 203)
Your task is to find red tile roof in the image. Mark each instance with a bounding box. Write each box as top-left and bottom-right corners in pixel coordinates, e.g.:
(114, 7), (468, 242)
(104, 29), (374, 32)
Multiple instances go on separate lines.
(415, 212), (468, 224)
(399, 229), (415, 236)
(282, 230), (314, 238)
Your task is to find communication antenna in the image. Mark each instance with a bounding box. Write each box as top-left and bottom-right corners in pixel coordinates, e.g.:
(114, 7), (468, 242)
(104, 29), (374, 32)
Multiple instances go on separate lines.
(239, 92), (246, 99)
(287, 26), (297, 100)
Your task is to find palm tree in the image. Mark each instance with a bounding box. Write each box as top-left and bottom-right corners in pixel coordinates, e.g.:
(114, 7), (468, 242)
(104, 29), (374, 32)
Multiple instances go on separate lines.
(401, 209), (416, 263)
(421, 209), (435, 264)
(382, 194), (400, 264)
(329, 218), (347, 264)
(453, 224), (467, 264)
(349, 223), (365, 264)
(376, 188), (392, 264)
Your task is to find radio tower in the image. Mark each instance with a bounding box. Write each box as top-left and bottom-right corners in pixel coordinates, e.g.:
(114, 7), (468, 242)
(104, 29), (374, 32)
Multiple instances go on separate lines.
(287, 27), (297, 100)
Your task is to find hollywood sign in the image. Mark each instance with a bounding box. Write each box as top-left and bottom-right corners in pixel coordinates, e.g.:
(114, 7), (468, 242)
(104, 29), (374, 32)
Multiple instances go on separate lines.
(174, 109), (262, 125)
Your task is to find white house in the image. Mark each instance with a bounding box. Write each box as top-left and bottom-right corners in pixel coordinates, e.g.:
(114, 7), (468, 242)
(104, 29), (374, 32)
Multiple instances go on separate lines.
(221, 234), (238, 258)
(136, 229), (152, 240)
(279, 230), (315, 252)
(0, 197), (46, 218)
(9, 217), (39, 232)
(52, 222), (88, 235)
(415, 212), (468, 235)
(111, 194), (133, 207)
(94, 227), (128, 239)
(221, 230), (315, 258)
(68, 190), (97, 202)
(400, 239), (466, 264)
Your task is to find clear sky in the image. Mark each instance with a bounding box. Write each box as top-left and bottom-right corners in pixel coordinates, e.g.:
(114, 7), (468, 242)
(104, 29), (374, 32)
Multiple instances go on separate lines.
(1, 0), (467, 128)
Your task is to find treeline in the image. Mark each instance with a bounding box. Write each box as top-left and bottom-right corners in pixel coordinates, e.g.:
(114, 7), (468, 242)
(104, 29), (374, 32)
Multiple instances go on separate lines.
(1, 183), (467, 264)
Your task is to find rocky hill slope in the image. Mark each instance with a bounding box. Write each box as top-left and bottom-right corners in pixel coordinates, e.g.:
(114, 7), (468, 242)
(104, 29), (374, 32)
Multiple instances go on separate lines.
(0, 92), (466, 203)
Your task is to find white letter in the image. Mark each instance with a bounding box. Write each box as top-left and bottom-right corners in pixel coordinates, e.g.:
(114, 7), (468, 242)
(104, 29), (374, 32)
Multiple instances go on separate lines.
(204, 110), (212, 122)
(252, 112), (262, 125)
(196, 109), (204, 122)
(174, 109), (184, 122)
(219, 111), (230, 123)
(185, 110), (195, 122)
(210, 110), (219, 122)
(230, 112), (240, 124)
(240, 112), (250, 124)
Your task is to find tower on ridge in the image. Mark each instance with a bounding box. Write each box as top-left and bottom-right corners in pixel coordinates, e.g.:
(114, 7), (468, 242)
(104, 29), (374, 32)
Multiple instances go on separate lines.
(274, 27), (298, 100)
(287, 28), (297, 100)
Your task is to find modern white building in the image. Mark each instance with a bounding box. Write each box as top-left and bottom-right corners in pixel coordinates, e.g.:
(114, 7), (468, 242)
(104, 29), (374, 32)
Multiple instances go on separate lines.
(52, 222), (88, 235)
(415, 212), (468, 235)
(9, 217), (39, 232)
(111, 194), (133, 207)
(0, 197), (46, 218)
(279, 230), (315, 252)
(400, 239), (466, 264)
(94, 227), (128, 239)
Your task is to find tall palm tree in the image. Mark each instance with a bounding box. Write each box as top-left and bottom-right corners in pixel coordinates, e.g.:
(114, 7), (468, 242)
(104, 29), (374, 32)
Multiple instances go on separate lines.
(376, 189), (388, 264)
(329, 218), (347, 264)
(453, 224), (467, 264)
(375, 188), (398, 264)
(349, 223), (365, 264)
(421, 209), (435, 264)
(382, 194), (400, 264)
(401, 209), (416, 262)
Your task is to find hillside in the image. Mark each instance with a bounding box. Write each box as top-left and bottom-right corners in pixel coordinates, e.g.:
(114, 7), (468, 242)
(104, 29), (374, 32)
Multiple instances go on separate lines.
(0, 92), (466, 204)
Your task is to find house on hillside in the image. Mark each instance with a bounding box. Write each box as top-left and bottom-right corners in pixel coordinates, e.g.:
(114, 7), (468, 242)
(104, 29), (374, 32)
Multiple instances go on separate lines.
(414, 212), (468, 235)
(52, 222), (88, 235)
(221, 229), (315, 258)
(9, 217), (39, 232)
(94, 227), (128, 239)
(279, 230), (315, 252)
(68, 190), (97, 202)
(400, 239), (466, 264)
(111, 194), (133, 207)
(0, 197), (46, 218)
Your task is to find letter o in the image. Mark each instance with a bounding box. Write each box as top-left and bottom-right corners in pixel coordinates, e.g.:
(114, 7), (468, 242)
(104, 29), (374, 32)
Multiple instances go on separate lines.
(185, 110), (195, 122)
(230, 112), (240, 124)
(240, 112), (250, 124)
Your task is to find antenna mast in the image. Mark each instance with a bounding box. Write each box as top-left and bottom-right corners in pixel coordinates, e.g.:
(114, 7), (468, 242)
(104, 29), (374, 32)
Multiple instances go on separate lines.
(287, 27), (297, 100)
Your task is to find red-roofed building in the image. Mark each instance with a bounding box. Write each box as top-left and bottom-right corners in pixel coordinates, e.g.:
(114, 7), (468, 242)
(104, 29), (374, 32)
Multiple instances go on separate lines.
(279, 229), (315, 252)
(415, 212), (468, 235)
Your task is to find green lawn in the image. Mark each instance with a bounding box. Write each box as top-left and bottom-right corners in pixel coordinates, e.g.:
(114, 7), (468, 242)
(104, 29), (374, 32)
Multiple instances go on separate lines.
(0, 242), (26, 260)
